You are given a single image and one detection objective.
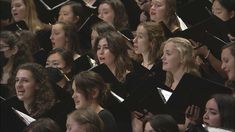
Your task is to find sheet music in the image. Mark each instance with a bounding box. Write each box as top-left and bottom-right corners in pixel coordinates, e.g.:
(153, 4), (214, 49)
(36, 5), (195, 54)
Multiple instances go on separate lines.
(157, 87), (172, 103)
(176, 14), (188, 31)
(202, 124), (232, 132)
(111, 91), (124, 103)
(12, 108), (36, 125)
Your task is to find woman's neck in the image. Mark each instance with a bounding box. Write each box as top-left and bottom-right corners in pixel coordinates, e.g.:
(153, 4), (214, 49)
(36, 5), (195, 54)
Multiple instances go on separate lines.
(142, 52), (153, 69)
(89, 102), (103, 114)
(107, 63), (116, 76)
(171, 68), (186, 90)
(23, 99), (33, 113)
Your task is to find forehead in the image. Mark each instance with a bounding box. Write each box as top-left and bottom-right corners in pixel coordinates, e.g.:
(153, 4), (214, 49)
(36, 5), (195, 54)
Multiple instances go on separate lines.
(16, 69), (33, 78)
(48, 53), (63, 60)
(164, 42), (176, 49)
(52, 23), (64, 30)
(11, 0), (24, 4)
(99, 3), (113, 10)
(137, 25), (147, 32)
(151, 0), (165, 4)
(206, 98), (218, 108)
(98, 38), (108, 46)
(60, 5), (73, 12)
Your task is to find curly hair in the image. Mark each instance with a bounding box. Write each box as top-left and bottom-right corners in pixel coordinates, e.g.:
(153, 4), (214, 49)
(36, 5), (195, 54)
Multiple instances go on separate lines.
(14, 63), (56, 118)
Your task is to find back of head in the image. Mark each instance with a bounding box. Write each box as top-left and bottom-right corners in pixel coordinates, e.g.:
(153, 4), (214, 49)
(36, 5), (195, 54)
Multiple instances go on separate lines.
(149, 114), (179, 132)
(23, 118), (62, 132)
(68, 109), (104, 132)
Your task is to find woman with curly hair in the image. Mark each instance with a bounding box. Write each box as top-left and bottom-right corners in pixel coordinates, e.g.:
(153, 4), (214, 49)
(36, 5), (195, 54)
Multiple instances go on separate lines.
(4, 63), (74, 131)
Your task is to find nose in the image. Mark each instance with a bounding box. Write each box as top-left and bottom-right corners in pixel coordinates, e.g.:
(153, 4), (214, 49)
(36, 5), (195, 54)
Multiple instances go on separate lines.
(133, 36), (137, 43)
(161, 54), (165, 60)
(221, 63), (225, 70)
(98, 13), (103, 19)
(203, 111), (209, 120)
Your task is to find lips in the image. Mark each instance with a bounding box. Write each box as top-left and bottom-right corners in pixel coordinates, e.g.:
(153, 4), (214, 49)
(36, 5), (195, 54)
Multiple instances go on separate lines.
(17, 90), (25, 96)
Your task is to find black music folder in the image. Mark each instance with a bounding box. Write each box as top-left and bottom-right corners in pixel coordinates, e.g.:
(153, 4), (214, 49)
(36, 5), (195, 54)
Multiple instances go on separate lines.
(2, 20), (28, 31)
(171, 16), (229, 59)
(176, 0), (212, 26)
(165, 73), (232, 123)
(1, 99), (35, 132)
(72, 55), (94, 75)
(39, 0), (70, 11)
(89, 64), (119, 84)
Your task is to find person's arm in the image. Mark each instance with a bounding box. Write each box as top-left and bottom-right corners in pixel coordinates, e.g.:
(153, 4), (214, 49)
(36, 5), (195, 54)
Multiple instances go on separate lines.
(197, 45), (227, 79)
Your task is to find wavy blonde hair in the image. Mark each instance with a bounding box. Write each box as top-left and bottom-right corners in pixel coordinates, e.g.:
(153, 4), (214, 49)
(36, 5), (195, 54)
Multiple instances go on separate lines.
(161, 37), (200, 87)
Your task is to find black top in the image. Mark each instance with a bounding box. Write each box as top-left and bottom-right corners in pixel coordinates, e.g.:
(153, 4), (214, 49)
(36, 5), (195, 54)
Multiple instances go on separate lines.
(98, 109), (118, 132)
(72, 54), (95, 76)
(4, 96), (75, 131)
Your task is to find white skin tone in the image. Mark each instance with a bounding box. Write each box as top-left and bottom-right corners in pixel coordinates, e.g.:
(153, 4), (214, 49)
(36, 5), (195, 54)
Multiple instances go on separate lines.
(203, 98), (221, 128)
(91, 29), (98, 49)
(161, 43), (183, 74)
(149, 0), (167, 23)
(212, 0), (235, 21)
(58, 5), (79, 24)
(11, 0), (26, 22)
(15, 69), (38, 112)
(0, 40), (18, 84)
(161, 42), (186, 90)
(144, 122), (155, 132)
(96, 38), (116, 73)
(98, 3), (115, 26)
(66, 116), (86, 132)
(221, 48), (235, 81)
(71, 81), (102, 113)
(133, 25), (153, 69)
(72, 81), (91, 110)
(50, 23), (67, 49)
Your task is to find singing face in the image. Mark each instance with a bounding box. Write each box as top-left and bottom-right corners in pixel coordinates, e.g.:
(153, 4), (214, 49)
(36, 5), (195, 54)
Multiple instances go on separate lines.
(11, 0), (26, 22)
(221, 48), (235, 81)
(161, 42), (181, 73)
(50, 23), (67, 49)
(212, 0), (234, 21)
(15, 69), (38, 104)
(149, 0), (167, 23)
(72, 81), (91, 110)
(58, 5), (79, 24)
(203, 98), (221, 128)
(133, 25), (151, 55)
(96, 38), (115, 67)
(66, 116), (86, 132)
(98, 3), (115, 26)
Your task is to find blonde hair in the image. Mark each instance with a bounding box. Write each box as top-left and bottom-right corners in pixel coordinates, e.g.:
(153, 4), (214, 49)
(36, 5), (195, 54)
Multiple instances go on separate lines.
(162, 37), (200, 87)
(21, 0), (44, 31)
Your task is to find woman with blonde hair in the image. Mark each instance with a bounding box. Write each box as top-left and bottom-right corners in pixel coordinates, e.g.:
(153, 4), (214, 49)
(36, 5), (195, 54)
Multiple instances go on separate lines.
(11, 0), (45, 32)
(161, 37), (200, 89)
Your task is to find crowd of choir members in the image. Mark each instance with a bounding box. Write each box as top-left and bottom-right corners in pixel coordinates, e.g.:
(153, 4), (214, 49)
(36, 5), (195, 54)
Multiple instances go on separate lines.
(1, 0), (235, 132)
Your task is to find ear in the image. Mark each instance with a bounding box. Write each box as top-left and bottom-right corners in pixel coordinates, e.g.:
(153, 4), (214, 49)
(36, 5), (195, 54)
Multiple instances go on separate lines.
(12, 46), (18, 55)
(91, 88), (99, 99)
(74, 16), (80, 23)
(230, 11), (235, 19)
